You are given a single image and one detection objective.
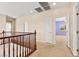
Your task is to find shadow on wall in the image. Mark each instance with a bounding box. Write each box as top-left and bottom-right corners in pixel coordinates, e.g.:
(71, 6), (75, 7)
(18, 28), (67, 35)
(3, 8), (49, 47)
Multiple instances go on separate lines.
(56, 21), (66, 35)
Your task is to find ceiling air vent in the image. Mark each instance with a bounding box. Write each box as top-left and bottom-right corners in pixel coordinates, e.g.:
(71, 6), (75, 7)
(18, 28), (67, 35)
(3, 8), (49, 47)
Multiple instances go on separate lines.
(35, 7), (43, 13)
(39, 2), (51, 10)
(43, 6), (50, 10)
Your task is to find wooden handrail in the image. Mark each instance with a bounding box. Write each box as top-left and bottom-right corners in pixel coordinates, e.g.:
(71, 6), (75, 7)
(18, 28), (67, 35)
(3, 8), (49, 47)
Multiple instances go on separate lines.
(0, 30), (36, 57)
(0, 32), (36, 39)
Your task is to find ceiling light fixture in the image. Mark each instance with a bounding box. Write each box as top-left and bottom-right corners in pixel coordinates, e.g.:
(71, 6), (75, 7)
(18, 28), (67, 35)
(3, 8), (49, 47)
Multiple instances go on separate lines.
(53, 2), (56, 6)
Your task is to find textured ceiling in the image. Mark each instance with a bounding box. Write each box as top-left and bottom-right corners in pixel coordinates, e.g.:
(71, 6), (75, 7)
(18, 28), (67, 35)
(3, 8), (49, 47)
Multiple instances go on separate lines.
(0, 2), (71, 18)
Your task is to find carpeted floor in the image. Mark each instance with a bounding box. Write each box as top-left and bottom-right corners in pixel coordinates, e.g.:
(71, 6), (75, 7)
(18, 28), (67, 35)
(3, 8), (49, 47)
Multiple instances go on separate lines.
(30, 36), (73, 57)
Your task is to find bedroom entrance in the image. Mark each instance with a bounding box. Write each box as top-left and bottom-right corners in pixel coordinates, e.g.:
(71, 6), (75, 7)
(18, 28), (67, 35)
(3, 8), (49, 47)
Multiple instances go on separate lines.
(5, 22), (12, 32)
(5, 18), (16, 35)
(55, 17), (67, 46)
(5, 22), (12, 35)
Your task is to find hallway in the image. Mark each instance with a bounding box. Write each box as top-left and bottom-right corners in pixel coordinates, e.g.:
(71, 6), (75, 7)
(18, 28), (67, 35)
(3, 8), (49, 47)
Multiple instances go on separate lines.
(30, 36), (73, 57)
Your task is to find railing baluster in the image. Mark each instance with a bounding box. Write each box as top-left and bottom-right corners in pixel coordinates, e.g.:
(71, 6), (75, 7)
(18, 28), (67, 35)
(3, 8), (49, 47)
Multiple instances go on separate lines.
(35, 30), (36, 50)
(3, 38), (5, 57)
(13, 37), (15, 57)
(27, 48), (28, 57)
(3, 31), (5, 57)
(22, 36), (24, 57)
(1, 31), (36, 57)
(20, 36), (21, 57)
(27, 35), (29, 57)
(8, 38), (10, 57)
(16, 37), (18, 57)
(25, 48), (26, 57)
(28, 35), (30, 55)
(25, 36), (26, 56)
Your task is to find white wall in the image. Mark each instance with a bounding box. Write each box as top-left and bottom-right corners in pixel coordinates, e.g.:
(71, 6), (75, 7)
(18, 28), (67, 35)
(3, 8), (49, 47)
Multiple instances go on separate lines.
(52, 3), (78, 56)
(52, 5), (72, 45)
(16, 13), (55, 43)
(16, 3), (79, 56)
(67, 3), (77, 56)
(0, 14), (15, 33)
(16, 5), (72, 44)
(0, 14), (6, 33)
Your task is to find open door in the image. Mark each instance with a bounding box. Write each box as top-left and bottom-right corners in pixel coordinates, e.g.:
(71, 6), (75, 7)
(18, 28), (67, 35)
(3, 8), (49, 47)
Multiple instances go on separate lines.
(77, 12), (79, 56)
(76, 5), (79, 56)
(66, 15), (70, 48)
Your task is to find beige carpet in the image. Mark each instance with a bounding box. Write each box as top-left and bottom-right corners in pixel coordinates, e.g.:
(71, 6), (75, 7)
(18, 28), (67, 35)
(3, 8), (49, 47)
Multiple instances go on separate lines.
(30, 36), (73, 57)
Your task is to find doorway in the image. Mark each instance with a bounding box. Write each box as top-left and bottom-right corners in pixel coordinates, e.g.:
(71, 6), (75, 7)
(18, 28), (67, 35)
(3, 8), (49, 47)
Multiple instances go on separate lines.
(55, 17), (67, 45)
(5, 22), (12, 36)
(5, 22), (12, 32)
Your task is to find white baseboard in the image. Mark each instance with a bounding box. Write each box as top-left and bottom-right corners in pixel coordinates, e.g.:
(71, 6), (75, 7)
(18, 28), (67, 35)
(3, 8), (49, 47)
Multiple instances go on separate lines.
(36, 40), (56, 44)
(67, 45), (78, 56)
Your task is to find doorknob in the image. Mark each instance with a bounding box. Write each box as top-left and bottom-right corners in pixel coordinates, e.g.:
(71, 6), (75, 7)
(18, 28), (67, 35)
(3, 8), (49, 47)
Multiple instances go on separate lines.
(77, 49), (79, 52)
(77, 13), (79, 16)
(77, 31), (79, 34)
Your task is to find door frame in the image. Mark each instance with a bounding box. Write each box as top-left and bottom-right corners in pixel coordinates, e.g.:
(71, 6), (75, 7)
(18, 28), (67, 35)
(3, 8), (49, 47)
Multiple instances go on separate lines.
(54, 16), (68, 45)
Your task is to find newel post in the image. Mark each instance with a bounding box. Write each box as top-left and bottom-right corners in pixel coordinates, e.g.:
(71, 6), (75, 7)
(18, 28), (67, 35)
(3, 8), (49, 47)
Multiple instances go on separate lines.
(2, 30), (5, 57)
(34, 30), (37, 50)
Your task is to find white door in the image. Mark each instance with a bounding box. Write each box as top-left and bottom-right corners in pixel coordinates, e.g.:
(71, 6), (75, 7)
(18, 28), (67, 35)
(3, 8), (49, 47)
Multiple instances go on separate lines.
(66, 15), (70, 48)
(6, 22), (11, 31)
(77, 13), (79, 56)
(23, 22), (28, 32)
(5, 22), (12, 36)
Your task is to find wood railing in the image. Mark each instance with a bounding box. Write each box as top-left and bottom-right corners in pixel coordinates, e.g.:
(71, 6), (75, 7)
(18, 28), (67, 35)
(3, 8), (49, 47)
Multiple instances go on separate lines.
(0, 30), (36, 57)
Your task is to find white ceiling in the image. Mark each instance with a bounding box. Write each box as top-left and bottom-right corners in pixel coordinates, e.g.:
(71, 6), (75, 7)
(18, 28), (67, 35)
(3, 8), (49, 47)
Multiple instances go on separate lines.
(0, 2), (71, 18)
